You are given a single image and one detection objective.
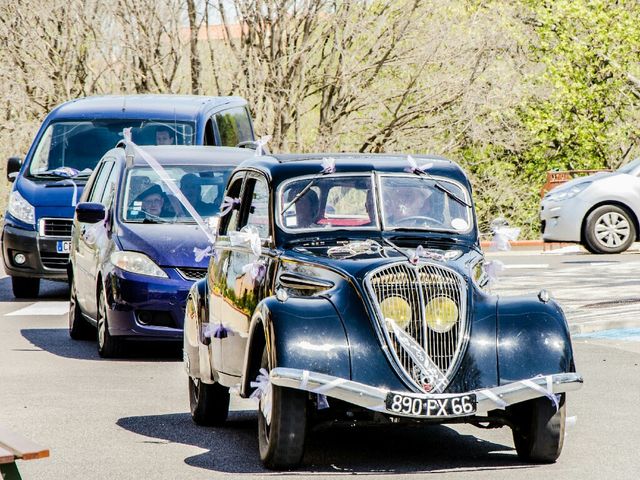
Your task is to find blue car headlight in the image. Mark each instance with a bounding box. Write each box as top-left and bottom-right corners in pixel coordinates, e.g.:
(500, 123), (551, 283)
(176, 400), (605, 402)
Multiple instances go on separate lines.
(545, 182), (592, 202)
(110, 251), (168, 278)
(8, 190), (35, 225)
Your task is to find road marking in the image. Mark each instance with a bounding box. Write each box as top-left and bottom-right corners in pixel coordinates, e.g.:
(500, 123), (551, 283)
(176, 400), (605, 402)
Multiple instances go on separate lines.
(503, 264), (549, 269)
(5, 301), (70, 317)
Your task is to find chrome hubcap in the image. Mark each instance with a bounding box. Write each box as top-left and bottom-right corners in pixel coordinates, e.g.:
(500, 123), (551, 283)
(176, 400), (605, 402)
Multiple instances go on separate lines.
(595, 212), (630, 247)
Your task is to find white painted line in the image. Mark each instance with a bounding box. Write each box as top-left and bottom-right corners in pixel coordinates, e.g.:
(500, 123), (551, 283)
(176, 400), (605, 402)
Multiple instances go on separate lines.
(589, 262), (617, 266)
(503, 264), (549, 269)
(6, 301), (70, 317)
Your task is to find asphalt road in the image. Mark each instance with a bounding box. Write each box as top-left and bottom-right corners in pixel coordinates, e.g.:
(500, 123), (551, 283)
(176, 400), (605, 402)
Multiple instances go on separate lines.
(1, 250), (640, 479)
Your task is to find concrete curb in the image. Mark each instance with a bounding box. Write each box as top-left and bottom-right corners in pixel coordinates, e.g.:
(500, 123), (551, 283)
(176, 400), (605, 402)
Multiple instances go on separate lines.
(479, 239), (572, 251)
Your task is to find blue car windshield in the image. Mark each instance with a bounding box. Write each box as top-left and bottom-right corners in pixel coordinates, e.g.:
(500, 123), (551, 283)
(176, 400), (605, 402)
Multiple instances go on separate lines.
(122, 165), (231, 224)
(28, 120), (195, 178)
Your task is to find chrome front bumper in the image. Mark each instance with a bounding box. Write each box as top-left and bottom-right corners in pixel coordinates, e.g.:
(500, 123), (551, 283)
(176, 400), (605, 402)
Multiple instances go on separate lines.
(270, 368), (583, 418)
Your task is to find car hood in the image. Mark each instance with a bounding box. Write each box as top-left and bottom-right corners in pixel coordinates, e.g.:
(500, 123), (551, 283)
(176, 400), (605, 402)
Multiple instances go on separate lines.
(284, 240), (478, 280)
(17, 176), (87, 208)
(117, 222), (212, 268)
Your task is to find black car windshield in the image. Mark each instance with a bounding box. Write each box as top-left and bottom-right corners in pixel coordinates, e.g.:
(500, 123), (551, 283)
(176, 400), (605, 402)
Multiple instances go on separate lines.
(278, 173), (472, 233)
(379, 175), (472, 232)
(28, 120), (195, 177)
(122, 165), (231, 224)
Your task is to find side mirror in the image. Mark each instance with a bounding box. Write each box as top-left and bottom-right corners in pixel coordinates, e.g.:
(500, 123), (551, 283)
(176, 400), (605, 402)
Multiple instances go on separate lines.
(76, 202), (106, 224)
(7, 157), (22, 182)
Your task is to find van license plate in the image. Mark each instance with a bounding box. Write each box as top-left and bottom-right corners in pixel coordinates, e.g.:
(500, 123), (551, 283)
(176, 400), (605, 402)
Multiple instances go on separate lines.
(56, 241), (71, 254)
(385, 392), (476, 417)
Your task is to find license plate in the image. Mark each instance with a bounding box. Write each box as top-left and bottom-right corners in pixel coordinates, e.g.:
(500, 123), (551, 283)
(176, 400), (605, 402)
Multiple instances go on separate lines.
(56, 240), (71, 254)
(385, 392), (476, 417)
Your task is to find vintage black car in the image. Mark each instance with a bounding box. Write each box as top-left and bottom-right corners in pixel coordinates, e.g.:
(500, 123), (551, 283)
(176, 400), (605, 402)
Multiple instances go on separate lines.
(183, 154), (583, 469)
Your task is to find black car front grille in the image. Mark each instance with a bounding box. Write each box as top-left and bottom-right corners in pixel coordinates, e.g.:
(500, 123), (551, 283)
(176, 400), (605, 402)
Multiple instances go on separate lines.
(41, 252), (69, 270)
(41, 218), (73, 237)
(177, 268), (208, 281)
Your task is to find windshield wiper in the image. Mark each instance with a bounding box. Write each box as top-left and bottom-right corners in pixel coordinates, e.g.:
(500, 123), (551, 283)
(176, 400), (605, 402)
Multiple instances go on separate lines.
(410, 169), (471, 208)
(281, 178), (318, 214)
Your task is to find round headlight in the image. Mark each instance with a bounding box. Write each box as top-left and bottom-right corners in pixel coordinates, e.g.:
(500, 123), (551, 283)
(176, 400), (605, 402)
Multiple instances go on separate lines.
(425, 296), (459, 333)
(380, 296), (411, 330)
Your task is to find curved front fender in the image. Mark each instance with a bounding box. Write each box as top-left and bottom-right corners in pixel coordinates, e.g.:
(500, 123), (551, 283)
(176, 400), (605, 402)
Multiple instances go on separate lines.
(497, 294), (575, 385)
(240, 295), (351, 397)
(183, 279), (215, 382)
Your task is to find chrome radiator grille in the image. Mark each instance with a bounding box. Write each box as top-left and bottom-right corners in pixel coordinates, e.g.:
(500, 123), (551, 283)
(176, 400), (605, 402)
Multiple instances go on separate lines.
(366, 262), (468, 393)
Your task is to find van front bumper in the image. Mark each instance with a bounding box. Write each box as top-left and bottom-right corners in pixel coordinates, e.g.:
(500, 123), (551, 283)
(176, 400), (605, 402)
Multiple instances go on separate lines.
(1, 224), (69, 280)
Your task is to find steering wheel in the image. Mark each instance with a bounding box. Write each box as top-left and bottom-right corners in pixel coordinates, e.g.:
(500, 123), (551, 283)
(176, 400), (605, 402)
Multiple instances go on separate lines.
(395, 215), (445, 227)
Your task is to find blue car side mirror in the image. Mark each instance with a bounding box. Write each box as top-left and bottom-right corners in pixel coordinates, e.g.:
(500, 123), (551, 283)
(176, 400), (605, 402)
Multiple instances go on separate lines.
(76, 202), (106, 224)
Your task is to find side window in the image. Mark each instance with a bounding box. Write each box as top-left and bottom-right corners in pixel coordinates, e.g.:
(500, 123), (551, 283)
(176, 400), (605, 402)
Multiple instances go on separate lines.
(88, 162), (114, 203)
(100, 164), (120, 206)
(243, 177), (270, 238)
(215, 107), (254, 146)
(204, 119), (215, 146)
(219, 174), (245, 235)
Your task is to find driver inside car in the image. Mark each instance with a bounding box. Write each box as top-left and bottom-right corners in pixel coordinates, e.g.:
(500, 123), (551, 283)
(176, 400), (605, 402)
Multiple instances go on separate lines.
(385, 185), (442, 226)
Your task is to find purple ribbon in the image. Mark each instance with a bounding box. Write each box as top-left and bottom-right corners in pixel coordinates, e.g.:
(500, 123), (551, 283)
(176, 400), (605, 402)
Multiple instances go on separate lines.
(219, 196), (241, 217)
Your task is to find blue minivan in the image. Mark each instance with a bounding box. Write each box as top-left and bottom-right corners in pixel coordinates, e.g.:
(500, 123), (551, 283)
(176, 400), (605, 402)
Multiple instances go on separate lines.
(2, 95), (255, 298)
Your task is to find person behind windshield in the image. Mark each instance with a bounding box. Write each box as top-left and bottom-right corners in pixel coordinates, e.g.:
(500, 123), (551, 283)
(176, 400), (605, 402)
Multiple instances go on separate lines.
(385, 185), (435, 224)
(178, 173), (216, 216)
(296, 189), (320, 228)
(155, 126), (174, 145)
(134, 184), (177, 219)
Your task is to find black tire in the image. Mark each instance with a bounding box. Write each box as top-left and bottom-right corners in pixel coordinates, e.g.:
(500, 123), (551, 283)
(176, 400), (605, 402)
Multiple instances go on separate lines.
(96, 286), (124, 358)
(511, 394), (566, 463)
(69, 279), (93, 340)
(188, 376), (230, 426)
(257, 347), (307, 470)
(584, 205), (636, 254)
(11, 276), (40, 299)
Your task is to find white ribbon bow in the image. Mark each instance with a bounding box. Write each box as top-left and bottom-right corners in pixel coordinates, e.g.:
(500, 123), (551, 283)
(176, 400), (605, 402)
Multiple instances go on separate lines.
(321, 157), (336, 174)
(250, 368), (273, 425)
(193, 245), (213, 263)
(229, 225), (262, 257)
(405, 155), (433, 174)
(254, 135), (272, 157)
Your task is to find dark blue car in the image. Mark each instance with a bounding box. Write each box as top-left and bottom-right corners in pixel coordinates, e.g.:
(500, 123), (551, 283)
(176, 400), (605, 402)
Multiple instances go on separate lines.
(68, 145), (253, 357)
(3, 95), (255, 298)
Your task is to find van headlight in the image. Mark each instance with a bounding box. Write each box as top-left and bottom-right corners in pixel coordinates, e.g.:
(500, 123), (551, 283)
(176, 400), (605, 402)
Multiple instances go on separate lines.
(8, 190), (35, 225)
(110, 251), (168, 278)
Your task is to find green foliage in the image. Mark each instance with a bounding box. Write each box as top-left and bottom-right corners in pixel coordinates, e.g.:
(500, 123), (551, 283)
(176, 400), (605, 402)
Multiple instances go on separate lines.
(519, 0), (640, 181)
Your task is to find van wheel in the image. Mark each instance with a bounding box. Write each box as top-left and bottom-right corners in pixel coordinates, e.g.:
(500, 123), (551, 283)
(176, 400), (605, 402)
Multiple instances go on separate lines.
(11, 276), (40, 298)
(511, 394), (566, 463)
(257, 347), (307, 469)
(584, 205), (635, 254)
(188, 376), (230, 426)
(69, 278), (93, 340)
(96, 286), (124, 358)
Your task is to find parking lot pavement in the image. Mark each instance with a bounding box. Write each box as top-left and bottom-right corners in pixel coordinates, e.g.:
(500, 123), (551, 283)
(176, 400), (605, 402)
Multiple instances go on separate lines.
(486, 246), (640, 334)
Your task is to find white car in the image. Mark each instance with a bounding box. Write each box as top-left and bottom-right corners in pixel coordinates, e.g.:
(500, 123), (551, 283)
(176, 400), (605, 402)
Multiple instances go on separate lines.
(540, 159), (640, 253)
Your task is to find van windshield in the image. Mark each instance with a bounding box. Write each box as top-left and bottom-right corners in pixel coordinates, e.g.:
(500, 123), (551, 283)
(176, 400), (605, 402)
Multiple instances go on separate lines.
(28, 120), (195, 178)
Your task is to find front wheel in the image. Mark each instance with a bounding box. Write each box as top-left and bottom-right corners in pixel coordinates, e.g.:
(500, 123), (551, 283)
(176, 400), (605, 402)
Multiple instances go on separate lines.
(511, 394), (566, 463)
(257, 347), (307, 470)
(69, 278), (93, 340)
(584, 205), (636, 254)
(11, 276), (40, 299)
(96, 286), (124, 358)
(188, 376), (230, 426)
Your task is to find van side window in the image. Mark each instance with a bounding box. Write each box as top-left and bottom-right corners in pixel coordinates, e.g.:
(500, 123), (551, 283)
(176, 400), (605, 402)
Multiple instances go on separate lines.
(215, 108), (254, 146)
(88, 162), (114, 203)
(204, 119), (215, 146)
(100, 164), (120, 206)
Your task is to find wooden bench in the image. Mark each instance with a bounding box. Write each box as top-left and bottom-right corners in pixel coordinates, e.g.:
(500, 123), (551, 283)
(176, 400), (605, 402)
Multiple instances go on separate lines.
(0, 426), (49, 480)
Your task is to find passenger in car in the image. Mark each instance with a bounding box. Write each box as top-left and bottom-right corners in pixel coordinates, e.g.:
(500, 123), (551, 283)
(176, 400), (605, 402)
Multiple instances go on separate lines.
(179, 173), (216, 216)
(296, 189), (320, 228)
(155, 126), (175, 145)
